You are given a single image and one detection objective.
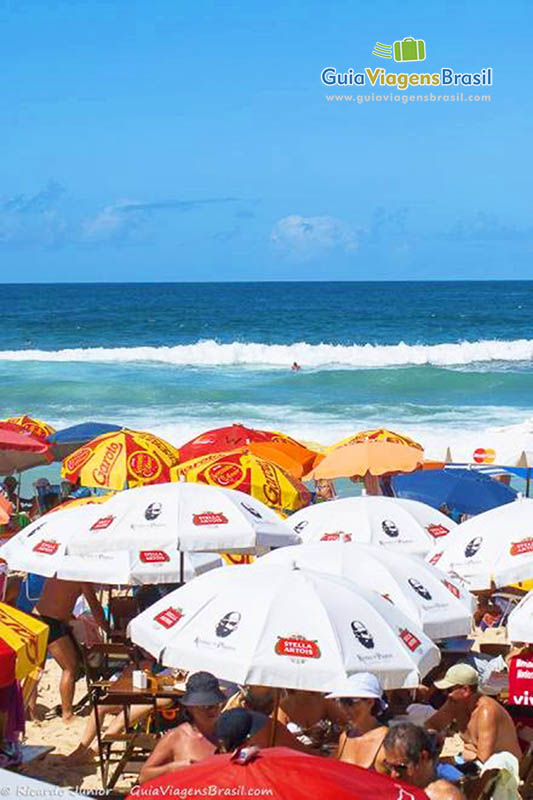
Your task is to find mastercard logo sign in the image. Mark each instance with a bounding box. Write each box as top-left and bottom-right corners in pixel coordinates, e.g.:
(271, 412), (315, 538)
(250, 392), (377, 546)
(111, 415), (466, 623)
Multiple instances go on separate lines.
(473, 448), (496, 464)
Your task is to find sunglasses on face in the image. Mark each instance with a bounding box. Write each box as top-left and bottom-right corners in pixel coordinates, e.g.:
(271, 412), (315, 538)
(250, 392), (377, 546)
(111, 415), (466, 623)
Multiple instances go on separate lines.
(383, 760), (412, 777)
(338, 697), (365, 706)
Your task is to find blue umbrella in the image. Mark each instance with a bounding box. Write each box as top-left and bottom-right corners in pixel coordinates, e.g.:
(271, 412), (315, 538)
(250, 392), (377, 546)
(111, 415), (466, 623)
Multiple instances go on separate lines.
(47, 422), (122, 460)
(391, 468), (517, 517)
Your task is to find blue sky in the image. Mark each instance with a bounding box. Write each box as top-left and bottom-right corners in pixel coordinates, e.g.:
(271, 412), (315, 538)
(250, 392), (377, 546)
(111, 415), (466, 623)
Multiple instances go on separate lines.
(0, 0), (531, 281)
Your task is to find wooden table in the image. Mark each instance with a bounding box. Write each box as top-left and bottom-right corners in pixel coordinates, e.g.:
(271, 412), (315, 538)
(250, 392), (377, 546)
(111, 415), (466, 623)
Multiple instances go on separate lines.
(90, 674), (184, 791)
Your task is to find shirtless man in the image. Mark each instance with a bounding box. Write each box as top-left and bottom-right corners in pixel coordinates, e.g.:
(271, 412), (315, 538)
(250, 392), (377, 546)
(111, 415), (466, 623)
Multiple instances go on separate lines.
(35, 577), (108, 722)
(139, 672), (225, 783)
(426, 663), (522, 762)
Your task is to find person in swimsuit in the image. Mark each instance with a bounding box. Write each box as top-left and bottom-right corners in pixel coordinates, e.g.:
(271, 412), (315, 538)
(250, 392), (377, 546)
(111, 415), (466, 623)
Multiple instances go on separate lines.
(139, 672), (225, 783)
(278, 689), (346, 748)
(34, 577), (108, 723)
(328, 673), (387, 762)
(426, 663), (522, 763)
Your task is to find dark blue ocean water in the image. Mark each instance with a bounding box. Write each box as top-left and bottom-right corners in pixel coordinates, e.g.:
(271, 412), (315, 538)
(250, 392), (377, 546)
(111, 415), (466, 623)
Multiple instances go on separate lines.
(1, 281), (532, 461)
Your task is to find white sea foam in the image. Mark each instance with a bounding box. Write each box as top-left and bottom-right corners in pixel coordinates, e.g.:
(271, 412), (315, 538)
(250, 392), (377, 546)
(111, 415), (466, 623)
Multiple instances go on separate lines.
(1, 338), (533, 368)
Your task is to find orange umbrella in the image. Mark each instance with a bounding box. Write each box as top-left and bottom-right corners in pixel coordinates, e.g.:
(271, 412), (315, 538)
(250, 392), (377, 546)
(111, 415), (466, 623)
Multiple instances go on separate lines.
(171, 448), (311, 513)
(5, 415), (55, 441)
(241, 441), (320, 479)
(0, 494), (13, 525)
(62, 429), (180, 491)
(178, 424), (318, 476)
(308, 427), (424, 480)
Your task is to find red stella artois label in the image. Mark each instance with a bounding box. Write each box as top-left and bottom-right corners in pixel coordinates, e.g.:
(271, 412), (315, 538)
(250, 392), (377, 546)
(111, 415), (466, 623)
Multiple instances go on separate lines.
(399, 628), (422, 652)
(90, 515), (115, 531)
(154, 607), (184, 628)
(428, 551), (443, 566)
(510, 539), (533, 557)
(139, 550), (170, 564)
(33, 540), (59, 555)
(320, 532), (352, 542)
(275, 636), (321, 659)
(426, 524), (450, 538)
(442, 579), (460, 598)
(193, 511), (229, 526)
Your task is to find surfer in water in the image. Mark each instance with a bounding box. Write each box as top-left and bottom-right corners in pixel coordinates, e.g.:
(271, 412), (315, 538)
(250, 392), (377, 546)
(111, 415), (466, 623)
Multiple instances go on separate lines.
(291, 362), (301, 371)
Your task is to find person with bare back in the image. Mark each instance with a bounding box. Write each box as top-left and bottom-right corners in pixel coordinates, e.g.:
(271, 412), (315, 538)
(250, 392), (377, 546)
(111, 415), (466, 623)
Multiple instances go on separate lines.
(35, 577), (109, 723)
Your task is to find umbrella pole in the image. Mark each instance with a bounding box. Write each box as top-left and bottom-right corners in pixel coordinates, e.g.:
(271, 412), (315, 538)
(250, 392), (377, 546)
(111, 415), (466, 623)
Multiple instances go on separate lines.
(269, 688), (280, 746)
(527, 468), (531, 499)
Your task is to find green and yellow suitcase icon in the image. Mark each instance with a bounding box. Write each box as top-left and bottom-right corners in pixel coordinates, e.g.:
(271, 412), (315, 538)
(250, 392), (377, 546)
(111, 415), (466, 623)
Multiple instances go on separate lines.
(393, 37), (426, 62)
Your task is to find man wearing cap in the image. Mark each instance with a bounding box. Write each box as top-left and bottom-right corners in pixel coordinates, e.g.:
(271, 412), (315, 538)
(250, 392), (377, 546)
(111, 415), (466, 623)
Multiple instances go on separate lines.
(140, 672), (225, 783)
(425, 663), (521, 763)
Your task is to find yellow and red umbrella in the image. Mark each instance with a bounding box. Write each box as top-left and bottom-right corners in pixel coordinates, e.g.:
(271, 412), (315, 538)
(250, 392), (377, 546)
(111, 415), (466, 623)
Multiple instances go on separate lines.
(309, 427), (424, 480)
(62, 429), (180, 491)
(171, 448), (311, 513)
(178, 424), (319, 476)
(5, 415), (55, 441)
(0, 602), (49, 688)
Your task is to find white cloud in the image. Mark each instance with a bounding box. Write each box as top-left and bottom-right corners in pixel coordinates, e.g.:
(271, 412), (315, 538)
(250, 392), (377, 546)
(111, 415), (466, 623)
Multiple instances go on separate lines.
(271, 214), (362, 257)
(80, 202), (146, 243)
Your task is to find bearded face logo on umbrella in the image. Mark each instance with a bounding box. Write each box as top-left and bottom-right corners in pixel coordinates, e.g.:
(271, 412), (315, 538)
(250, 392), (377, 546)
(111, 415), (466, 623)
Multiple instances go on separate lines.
(407, 578), (432, 601)
(465, 537), (483, 558)
(216, 611), (242, 638)
(350, 619), (375, 649)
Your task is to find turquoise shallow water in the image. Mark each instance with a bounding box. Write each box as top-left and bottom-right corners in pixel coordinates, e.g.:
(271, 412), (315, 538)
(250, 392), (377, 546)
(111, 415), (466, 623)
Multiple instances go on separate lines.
(1, 281), (533, 459)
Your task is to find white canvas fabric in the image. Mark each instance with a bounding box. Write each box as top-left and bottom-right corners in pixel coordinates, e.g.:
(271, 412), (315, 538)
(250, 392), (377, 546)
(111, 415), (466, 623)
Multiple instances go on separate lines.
(129, 563), (441, 690)
(289, 496), (456, 556)
(258, 542), (475, 640)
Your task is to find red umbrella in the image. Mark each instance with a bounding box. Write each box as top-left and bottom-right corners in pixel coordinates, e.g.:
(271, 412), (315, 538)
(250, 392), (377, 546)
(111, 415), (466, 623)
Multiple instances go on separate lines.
(0, 429), (53, 474)
(179, 424), (317, 474)
(129, 747), (428, 800)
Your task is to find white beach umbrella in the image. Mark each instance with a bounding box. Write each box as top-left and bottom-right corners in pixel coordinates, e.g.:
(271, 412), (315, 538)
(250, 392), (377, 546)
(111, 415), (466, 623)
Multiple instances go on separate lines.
(507, 591), (533, 643)
(258, 543), (475, 640)
(1, 483), (297, 583)
(289, 496), (455, 555)
(425, 497), (533, 590)
(129, 564), (440, 690)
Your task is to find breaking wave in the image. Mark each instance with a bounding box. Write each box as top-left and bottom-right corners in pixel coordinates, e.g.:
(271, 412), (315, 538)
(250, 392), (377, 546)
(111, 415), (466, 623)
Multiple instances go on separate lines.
(1, 338), (533, 368)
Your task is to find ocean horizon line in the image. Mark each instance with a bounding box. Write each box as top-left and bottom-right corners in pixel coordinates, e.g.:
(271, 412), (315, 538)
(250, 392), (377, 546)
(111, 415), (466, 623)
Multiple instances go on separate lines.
(2, 278), (533, 286)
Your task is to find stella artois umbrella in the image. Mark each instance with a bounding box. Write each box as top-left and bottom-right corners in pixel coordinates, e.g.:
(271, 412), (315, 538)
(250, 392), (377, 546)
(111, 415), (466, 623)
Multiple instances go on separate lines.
(289, 496), (455, 556)
(1, 483), (298, 583)
(129, 563), (440, 690)
(178, 424), (319, 476)
(425, 497), (533, 590)
(507, 591), (533, 643)
(62, 428), (180, 491)
(4, 414), (55, 441)
(259, 543), (474, 640)
(0, 602), (49, 686)
(129, 747), (429, 800)
(172, 449), (311, 514)
(308, 427), (424, 479)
